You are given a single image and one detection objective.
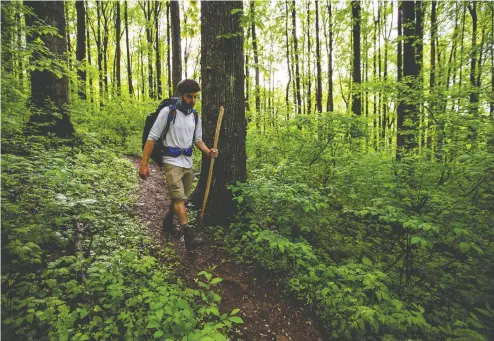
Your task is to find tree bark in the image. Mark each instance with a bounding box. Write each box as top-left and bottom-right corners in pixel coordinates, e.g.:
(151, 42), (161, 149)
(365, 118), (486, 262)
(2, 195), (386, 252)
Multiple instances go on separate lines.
(468, 2), (478, 113)
(125, 1), (133, 96)
(351, 0), (361, 116)
(167, 2), (172, 97)
(325, 0), (334, 112)
(284, 1), (291, 116)
(115, 1), (121, 95)
(251, 1), (261, 129)
(315, 0), (322, 113)
(292, 1), (302, 115)
(306, 2), (312, 115)
(171, 0), (182, 94)
(25, 1), (75, 138)
(491, 5), (494, 116)
(155, 3), (162, 98)
(76, 1), (87, 99)
(193, 1), (246, 227)
(397, 0), (419, 155)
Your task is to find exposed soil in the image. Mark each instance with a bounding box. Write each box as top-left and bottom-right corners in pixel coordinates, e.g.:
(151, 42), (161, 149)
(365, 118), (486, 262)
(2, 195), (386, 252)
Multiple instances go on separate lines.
(131, 157), (326, 341)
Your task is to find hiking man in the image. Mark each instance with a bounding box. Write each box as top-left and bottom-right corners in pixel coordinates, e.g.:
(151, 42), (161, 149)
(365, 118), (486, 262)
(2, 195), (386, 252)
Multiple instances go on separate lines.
(139, 79), (218, 249)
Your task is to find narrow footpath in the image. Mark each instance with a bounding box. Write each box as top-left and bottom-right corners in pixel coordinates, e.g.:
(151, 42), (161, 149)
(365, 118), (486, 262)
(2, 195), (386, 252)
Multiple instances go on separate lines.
(131, 157), (325, 341)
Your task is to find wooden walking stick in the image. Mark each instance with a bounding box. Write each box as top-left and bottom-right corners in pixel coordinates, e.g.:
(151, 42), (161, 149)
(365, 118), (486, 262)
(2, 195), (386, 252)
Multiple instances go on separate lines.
(200, 106), (224, 227)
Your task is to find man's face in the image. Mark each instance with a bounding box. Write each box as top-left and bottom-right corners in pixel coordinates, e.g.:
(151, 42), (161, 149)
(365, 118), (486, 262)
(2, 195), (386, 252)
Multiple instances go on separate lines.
(181, 91), (200, 109)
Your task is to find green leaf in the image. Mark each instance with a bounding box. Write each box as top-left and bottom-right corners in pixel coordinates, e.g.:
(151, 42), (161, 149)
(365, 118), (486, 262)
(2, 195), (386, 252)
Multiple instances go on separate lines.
(460, 242), (470, 253)
(26, 314), (34, 324)
(236, 196), (244, 204)
(210, 277), (223, 285)
(229, 316), (244, 324)
(231, 308), (240, 315)
(278, 243), (285, 253)
(472, 245), (484, 255)
(154, 330), (164, 338)
(77, 153), (88, 162)
(210, 307), (220, 316)
(362, 256), (372, 265)
(410, 236), (422, 245)
(156, 309), (164, 321)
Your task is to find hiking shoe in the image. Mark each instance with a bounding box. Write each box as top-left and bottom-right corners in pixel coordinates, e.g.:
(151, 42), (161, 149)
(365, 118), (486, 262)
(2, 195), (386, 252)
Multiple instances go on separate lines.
(162, 205), (181, 235)
(182, 224), (204, 250)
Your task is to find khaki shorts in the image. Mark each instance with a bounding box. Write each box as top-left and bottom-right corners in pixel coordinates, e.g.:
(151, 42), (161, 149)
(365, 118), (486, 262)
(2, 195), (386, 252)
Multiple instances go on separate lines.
(163, 164), (194, 201)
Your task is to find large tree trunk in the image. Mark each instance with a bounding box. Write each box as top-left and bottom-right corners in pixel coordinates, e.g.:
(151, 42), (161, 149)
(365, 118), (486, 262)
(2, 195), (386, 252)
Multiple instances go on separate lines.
(351, 0), (361, 116)
(192, 1), (246, 227)
(397, 0), (419, 155)
(171, 0), (182, 94)
(76, 0), (86, 100)
(25, 1), (74, 138)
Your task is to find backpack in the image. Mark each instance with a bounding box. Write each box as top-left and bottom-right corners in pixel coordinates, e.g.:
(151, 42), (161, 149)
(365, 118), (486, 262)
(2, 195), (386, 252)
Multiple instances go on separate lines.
(142, 97), (199, 166)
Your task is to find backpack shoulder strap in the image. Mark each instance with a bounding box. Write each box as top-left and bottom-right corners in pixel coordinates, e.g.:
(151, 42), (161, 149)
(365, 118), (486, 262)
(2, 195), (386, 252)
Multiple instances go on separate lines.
(192, 111), (199, 145)
(162, 106), (177, 141)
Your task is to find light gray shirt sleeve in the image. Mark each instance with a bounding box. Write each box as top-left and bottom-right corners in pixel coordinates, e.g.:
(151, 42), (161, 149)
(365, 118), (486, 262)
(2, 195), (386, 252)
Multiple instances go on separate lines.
(147, 107), (170, 141)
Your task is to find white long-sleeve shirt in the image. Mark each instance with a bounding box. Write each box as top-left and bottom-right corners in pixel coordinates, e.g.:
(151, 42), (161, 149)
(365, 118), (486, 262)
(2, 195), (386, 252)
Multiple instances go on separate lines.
(147, 106), (203, 169)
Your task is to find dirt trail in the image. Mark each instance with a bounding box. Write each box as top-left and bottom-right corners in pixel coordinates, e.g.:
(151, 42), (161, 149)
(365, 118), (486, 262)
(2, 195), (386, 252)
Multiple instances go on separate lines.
(131, 157), (325, 341)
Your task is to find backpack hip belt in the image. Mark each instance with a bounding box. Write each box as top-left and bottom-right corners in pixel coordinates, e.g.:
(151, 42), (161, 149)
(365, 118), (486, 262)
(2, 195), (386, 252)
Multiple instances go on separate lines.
(164, 146), (193, 157)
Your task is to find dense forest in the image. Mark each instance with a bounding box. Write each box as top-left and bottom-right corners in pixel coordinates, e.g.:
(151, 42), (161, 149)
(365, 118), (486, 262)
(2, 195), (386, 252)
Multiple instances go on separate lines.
(2, 0), (493, 340)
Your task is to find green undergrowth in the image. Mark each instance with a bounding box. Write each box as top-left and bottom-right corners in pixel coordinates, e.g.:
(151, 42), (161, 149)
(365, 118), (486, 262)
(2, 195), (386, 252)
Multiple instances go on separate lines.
(216, 119), (493, 341)
(1, 135), (240, 341)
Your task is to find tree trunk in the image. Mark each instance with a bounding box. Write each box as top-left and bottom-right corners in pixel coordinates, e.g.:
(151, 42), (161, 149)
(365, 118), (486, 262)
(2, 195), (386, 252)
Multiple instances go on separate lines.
(326, 0), (334, 112)
(292, 1), (302, 115)
(245, 27), (251, 114)
(166, 2), (172, 97)
(468, 2), (478, 113)
(86, 6), (92, 102)
(171, 0), (182, 94)
(76, 0), (86, 99)
(351, 0), (361, 116)
(491, 5), (494, 116)
(315, 1), (322, 113)
(284, 1), (291, 116)
(155, 3), (162, 98)
(101, 2), (111, 101)
(97, 2), (103, 106)
(25, 1), (75, 138)
(193, 1), (246, 227)
(397, 0), (419, 154)
(251, 1), (260, 129)
(306, 2), (312, 115)
(125, 1), (133, 96)
(115, 1), (121, 95)
(429, 0), (437, 150)
(140, 1), (154, 99)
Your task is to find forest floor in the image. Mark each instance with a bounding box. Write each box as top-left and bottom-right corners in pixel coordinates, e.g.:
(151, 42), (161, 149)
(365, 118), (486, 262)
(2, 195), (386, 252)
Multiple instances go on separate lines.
(130, 157), (326, 341)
